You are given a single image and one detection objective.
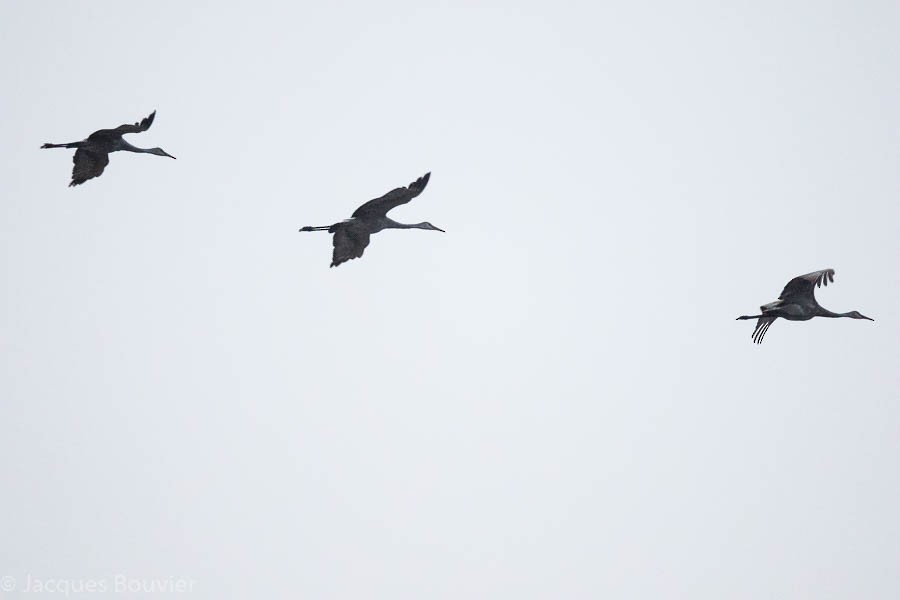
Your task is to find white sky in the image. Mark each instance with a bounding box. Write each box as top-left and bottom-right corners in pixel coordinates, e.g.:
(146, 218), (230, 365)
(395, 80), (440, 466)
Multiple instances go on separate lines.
(1, 1), (898, 598)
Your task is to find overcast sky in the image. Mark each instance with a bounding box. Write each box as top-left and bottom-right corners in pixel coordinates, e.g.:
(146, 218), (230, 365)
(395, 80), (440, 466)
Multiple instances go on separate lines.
(1, 1), (898, 598)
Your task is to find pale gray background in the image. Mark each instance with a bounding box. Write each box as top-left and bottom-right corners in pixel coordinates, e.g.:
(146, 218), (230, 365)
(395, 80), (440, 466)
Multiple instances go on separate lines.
(1, 1), (898, 598)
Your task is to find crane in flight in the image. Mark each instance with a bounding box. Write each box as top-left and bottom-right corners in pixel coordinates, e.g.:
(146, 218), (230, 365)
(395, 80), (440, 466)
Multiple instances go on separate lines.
(737, 268), (873, 343)
(299, 172), (443, 267)
(41, 110), (175, 186)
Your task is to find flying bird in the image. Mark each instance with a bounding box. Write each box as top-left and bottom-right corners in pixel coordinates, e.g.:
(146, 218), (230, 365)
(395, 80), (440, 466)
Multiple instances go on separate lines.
(41, 111), (175, 186)
(737, 269), (873, 343)
(299, 172), (443, 267)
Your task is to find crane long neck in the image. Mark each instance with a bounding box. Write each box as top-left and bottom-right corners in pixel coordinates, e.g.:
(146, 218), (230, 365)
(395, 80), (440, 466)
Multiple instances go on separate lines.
(383, 218), (425, 229)
(818, 307), (853, 318)
(118, 139), (153, 153)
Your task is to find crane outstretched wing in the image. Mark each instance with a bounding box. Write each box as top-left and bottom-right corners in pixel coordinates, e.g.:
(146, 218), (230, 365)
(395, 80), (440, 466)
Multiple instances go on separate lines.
(351, 172), (431, 219)
(70, 149), (110, 186)
(778, 269), (835, 301)
(751, 316), (777, 344)
(88, 111), (156, 141)
(330, 226), (371, 268)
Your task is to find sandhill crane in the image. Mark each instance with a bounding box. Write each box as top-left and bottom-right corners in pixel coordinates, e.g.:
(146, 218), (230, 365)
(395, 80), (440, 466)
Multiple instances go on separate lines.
(41, 111), (175, 186)
(299, 172), (443, 267)
(737, 269), (873, 343)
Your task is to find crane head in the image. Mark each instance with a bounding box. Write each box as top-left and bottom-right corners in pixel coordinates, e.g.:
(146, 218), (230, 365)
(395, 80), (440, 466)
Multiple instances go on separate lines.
(848, 311), (874, 321)
(419, 222), (445, 232)
(149, 147), (176, 159)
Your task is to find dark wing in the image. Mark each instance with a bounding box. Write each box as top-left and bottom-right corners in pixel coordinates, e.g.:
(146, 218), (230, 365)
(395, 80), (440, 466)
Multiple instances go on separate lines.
(751, 316), (777, 344)
(778, 269), (835, 301)
(87, 111), (156, 141)
(351, 172), (431, 219)
(330, 226), (371, 267)
(70, 149), (110, 186)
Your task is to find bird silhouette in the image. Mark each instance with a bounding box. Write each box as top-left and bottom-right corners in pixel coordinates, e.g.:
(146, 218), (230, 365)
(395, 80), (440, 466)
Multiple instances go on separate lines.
(299, 172), (443, 267)
(41, 111), (175, 186)
(737, 269), (873, 343)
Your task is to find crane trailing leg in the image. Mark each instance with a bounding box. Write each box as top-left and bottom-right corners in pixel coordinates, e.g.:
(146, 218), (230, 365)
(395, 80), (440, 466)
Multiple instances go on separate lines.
(41, 142), (84, 149)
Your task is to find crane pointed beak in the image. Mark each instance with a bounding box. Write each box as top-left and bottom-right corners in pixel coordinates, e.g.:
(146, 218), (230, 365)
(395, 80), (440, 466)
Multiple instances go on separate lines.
(862, 315), (874, 321)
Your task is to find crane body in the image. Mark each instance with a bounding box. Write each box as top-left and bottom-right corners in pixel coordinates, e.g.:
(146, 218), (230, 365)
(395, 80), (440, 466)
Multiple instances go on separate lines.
(737, 269), (873, 343)
(299, 172), (443, 268)
(41, 111), (175, 186)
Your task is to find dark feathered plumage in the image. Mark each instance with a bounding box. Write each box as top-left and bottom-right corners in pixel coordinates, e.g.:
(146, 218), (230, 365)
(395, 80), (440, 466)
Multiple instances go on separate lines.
(41, 111), (175, 186)
(737, 269), (873, 344)
(299, 172), (443, 268)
